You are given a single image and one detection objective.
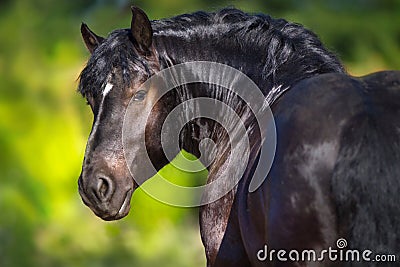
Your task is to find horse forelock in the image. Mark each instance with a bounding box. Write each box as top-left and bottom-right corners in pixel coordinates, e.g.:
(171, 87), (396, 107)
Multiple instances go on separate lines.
(78, 29), (153, 99)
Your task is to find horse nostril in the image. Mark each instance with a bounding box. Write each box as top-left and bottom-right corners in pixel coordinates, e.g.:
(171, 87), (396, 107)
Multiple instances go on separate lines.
(94, 175), (115, 202)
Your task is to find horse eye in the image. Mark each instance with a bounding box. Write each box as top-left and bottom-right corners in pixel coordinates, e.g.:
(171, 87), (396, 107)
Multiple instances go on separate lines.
(133, 90), (147, 101)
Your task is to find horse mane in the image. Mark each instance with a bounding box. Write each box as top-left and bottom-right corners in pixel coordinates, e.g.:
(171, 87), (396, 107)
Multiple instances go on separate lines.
(152, 8), (345, 94)
(79, 8), (345, 102)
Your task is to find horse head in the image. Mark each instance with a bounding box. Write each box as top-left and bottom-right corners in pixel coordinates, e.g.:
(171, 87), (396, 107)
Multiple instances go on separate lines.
(77, 7), (165, 220)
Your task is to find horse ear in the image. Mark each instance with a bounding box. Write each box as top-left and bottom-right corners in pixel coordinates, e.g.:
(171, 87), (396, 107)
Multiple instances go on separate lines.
(81, 23), (105, 54)
(130, 6), (153, 51)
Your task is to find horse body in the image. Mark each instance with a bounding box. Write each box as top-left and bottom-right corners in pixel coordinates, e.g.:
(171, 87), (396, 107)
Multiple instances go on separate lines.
(214, 71), (400, 266)
(77, 7), (400, 266)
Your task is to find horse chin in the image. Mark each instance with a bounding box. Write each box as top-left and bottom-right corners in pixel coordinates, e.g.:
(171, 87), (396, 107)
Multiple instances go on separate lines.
(114, 189), (133, 220)
(95, 189), (134, 221)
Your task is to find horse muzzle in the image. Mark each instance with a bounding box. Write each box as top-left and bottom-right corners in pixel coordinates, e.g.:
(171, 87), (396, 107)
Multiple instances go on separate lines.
(78, 172), (135, 221)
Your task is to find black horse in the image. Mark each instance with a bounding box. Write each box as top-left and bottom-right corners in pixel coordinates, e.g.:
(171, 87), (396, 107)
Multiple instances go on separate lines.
(77, 7), (400, 266)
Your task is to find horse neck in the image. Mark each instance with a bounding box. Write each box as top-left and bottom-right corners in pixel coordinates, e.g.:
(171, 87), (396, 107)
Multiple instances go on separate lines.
(178, 116), (262, 179)
(152, 18), (345, 172)
(152, 35), (270, 166)
(172, 84), (263, 175)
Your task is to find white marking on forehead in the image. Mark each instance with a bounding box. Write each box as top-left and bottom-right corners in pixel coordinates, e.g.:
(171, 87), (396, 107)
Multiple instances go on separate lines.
(85, 82), (112, 160)
(103, 82), (114, 97)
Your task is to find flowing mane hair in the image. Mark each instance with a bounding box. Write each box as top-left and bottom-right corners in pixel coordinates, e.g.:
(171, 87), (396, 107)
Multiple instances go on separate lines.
(79, 8), (345, 101)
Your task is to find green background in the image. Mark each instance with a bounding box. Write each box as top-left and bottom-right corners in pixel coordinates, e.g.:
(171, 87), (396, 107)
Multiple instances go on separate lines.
(0, 0), (399, 266)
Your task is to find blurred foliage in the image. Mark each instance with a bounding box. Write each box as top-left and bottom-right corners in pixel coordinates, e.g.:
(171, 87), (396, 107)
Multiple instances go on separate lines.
(0, 0), (399, 266)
